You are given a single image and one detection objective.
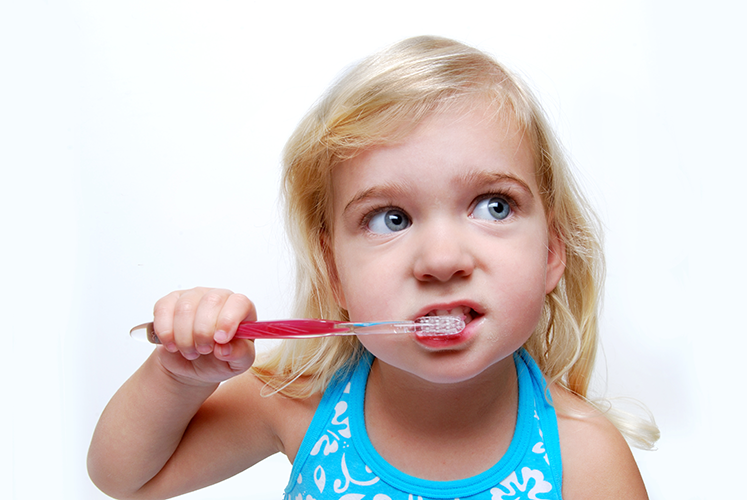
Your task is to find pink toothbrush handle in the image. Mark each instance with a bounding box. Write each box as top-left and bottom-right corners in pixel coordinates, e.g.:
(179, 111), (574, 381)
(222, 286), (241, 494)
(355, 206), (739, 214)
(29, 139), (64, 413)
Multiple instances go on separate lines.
(130, 319), (364, 344)
(234, 319), (349, 339)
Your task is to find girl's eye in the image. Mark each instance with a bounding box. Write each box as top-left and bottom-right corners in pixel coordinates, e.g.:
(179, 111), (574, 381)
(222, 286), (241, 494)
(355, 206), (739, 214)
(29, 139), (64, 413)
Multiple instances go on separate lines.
(473, 196), (512, 221)
(367, 209), (411, 234)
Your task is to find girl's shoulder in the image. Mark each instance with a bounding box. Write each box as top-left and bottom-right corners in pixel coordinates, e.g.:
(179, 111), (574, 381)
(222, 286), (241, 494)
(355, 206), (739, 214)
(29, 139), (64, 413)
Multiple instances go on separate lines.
(549, 385), (648, 499)
(205, 370), (323, 463)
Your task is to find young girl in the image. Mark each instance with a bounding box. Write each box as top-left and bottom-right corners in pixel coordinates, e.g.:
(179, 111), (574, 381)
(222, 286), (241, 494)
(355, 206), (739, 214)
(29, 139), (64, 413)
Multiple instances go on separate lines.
(88, 36), (658, 499)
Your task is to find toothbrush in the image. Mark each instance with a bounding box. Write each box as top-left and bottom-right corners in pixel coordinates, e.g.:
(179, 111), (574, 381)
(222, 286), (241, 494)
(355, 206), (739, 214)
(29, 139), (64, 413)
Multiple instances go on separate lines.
(130, 316), (466, 344)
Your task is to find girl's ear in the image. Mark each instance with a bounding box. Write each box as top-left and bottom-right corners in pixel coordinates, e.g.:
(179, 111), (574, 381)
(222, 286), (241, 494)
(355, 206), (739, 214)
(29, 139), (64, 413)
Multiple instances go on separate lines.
(321, 231), (347, 309)
(545, 225), (566, 294)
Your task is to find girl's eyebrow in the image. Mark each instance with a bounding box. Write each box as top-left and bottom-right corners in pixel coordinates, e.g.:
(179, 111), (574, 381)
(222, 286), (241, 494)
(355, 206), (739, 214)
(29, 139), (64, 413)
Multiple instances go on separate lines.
(342, 170), (535, 215)
(343, 183), (410, 214)
(459, 171), (535, 197)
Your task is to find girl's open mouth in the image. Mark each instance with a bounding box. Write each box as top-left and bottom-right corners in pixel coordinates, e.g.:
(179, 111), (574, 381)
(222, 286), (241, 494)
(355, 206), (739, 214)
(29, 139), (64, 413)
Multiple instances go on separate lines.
(416, 306), (481, 347)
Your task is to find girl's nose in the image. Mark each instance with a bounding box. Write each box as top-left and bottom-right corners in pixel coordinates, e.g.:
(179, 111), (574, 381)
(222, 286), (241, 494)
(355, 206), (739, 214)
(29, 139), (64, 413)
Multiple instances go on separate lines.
(412, 225), (475, 282)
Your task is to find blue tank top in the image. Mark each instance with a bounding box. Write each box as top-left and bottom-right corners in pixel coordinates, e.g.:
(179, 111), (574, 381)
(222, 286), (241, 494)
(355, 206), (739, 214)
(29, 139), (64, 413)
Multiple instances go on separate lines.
(284, 348), (563, 499)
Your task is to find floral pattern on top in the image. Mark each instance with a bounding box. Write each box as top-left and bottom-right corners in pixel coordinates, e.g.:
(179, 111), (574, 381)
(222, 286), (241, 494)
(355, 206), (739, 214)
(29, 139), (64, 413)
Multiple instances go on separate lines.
(285, 350), (562, 500)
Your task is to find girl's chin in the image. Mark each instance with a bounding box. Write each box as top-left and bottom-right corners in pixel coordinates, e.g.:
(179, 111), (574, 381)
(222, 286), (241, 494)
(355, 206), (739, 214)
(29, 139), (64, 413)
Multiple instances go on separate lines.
(384, 355), (513, 386)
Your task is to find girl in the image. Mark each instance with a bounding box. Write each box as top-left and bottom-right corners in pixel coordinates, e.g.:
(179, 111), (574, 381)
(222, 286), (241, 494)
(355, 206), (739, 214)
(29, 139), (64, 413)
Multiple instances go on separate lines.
(88, 36), (659, 499)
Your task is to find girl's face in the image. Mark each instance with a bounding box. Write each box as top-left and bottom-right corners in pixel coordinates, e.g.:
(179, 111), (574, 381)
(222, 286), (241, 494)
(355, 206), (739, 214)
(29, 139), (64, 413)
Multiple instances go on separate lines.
(329, 105), (565, 385)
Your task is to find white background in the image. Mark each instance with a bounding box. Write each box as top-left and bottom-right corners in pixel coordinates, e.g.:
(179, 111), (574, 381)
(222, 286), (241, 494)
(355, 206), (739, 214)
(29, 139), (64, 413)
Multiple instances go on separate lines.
(2, 1), (745, 499)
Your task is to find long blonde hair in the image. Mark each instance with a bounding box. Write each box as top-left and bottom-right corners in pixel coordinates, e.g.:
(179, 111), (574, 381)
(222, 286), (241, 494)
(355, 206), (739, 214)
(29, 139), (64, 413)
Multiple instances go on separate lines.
(252, 36), (658, 449)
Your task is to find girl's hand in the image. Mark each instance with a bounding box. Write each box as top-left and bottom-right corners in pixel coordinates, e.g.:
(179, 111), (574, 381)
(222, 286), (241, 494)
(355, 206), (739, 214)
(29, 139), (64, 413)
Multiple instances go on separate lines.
(151, 287), (257, 386)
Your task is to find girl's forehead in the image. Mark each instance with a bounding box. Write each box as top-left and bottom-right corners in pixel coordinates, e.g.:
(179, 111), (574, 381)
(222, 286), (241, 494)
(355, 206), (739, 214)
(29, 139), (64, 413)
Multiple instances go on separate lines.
(369, 100), (531, 161)
(330, 106), (538, 201)
(337, 105), (533, 171)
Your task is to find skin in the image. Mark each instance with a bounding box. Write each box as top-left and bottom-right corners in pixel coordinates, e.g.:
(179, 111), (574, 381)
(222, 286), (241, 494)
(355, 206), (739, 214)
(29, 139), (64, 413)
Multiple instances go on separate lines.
(87, 106), (648, 500)
(329, 105), (555, 480)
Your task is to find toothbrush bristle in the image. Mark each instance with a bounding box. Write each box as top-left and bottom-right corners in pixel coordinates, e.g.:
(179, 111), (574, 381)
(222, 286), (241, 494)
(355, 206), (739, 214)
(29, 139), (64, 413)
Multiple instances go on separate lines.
(415, 316), (465, 335)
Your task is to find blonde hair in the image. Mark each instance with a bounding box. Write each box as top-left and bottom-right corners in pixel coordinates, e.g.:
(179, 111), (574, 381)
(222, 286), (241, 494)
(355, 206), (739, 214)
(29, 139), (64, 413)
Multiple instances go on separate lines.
(252, 36), (658, 449)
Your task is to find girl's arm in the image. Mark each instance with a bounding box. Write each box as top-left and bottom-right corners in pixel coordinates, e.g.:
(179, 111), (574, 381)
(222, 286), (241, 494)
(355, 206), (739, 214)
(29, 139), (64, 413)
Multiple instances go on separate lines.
(552, 387), (649, 499)
(87, 288), (285, 500)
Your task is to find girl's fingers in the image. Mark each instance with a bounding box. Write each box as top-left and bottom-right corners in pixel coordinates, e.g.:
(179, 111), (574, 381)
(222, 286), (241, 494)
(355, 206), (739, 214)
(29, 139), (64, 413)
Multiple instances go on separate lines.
(151, 287), (256, 362)
(172, 288), (210, 359)
(152, 290), (182, 352)
(214, 293), (256, 344)
(149, 288), (258, 384)
(192, 288), (233, 353)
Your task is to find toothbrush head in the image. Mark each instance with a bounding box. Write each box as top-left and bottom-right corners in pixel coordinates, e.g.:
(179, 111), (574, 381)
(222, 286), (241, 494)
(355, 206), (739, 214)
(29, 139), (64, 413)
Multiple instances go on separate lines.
(414, 316), (465, 336)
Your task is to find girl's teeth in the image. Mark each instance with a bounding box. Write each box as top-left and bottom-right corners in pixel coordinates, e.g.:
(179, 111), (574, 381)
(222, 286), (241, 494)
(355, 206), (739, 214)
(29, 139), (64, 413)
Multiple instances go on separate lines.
(430, 306), (469, 317)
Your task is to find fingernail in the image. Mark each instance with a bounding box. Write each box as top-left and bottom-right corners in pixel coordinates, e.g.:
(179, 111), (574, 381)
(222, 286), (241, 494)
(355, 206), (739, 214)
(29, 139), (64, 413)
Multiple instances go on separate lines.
(219, 344), (232, 356)
(182, 350), (199, 360)
(164, 342), (178, 353)
(196, 344), (213, 355)
(214, 330), (229, 344)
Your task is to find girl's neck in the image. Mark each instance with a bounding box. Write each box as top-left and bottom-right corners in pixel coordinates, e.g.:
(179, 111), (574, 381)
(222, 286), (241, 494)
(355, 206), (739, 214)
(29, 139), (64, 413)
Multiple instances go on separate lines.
(363, 355), (519, 480)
